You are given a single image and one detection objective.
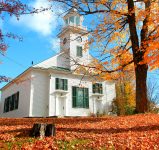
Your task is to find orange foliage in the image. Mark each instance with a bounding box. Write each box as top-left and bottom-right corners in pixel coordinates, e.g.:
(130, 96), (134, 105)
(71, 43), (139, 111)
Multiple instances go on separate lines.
(1, 114), (159, 149)
(52, 0), (158, 112)
(82, 0), (159, 74)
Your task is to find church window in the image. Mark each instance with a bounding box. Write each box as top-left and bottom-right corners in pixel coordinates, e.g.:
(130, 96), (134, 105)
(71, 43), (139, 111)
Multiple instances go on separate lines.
(72, 87), (89, 108)
(76, 37), (82, 43)
(55, 78), (68, 91)
(76, 16), (80, 25)
(69, 16), (74, 24)
(76, 46), (83, 57)
(92, 83), (103, 94)
(3, 92), (19, 113)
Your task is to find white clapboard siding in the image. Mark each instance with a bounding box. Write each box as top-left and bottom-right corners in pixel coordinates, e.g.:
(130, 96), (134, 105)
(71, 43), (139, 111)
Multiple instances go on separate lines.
(0, 72), (32, 118)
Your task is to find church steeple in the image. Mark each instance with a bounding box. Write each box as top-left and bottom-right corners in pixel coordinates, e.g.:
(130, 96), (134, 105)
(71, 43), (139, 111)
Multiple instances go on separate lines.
(58, 9), (87, 53)
(63, 8), (83, 27)
(57, 9), (89, 71)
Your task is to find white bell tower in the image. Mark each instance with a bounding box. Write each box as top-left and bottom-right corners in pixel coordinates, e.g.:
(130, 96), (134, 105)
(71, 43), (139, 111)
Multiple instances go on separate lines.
(58, 9), (90, 71)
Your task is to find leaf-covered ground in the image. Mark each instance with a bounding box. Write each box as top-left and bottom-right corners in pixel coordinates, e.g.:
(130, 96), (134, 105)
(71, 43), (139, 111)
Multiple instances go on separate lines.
(1, 114), (159, 149)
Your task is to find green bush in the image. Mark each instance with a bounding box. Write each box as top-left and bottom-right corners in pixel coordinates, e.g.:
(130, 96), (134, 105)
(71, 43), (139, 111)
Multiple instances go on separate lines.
(124, 105), (135, 115)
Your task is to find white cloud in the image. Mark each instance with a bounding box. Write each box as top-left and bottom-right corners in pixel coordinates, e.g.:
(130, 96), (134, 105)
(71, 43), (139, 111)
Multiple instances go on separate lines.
(11, 0), (63, 36)
(50, 38), (60, 53)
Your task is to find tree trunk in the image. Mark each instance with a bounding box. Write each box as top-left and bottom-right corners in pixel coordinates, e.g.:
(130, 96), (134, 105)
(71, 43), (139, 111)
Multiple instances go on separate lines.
(30, 123), (56, 137)
(135, 64), (148, 113)
(127, 0), (150, 113)
(45, 124), (56, 136)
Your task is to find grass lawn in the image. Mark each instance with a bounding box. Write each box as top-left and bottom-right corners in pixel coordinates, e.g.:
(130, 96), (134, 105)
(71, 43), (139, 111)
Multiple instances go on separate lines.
(0, 114), (159, 149)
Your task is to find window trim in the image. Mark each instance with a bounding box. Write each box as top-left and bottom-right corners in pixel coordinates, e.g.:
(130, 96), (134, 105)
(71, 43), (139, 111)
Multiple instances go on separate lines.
(3, 92), (19, 113)
(76, 46), (83, 57)
(55, 78), (68, 91)
(72, 86), (89, 108)
(92, 83), (103, 94)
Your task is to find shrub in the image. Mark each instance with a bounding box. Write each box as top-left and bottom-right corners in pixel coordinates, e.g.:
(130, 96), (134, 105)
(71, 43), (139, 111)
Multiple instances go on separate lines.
(124, 105), (136, 115)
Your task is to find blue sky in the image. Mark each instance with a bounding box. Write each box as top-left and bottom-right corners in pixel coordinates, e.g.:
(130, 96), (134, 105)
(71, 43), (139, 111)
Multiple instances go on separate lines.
(0, 0), (94, 89)
(0, 0), (65, 88)
(0, 0), (159, 95)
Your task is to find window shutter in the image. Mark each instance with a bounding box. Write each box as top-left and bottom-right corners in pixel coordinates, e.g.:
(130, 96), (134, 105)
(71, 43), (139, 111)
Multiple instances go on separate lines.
(12, 94), (16, 109)
(72, 87), (76, 107)
(85, 88), (89, 108)
(55, 78), (59, 89)
(10, 95), (14, 111)
(15, 92), (19, 109)
(8, 96), (11, 111)
(64, 79), (68, 90)
(17, 92), (19, 109)
(3, 99), (7, 113)
(6, 97), (10, 112)
(97, 84), (100, 93)
(80, 47), (82, 56)
(92, 84), (96, 93)
(99, 84), (103, 94)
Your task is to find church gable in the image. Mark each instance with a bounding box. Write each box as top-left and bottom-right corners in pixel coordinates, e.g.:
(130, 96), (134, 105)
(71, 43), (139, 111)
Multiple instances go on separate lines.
(33, 53), (62, 69)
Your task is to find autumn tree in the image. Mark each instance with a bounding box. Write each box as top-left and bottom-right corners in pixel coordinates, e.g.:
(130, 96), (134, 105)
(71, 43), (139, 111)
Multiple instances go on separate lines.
(114, 70), (136, 115)
(50, 0), (159, 113)
(110, 50), (135, 115)
(0, 0), (50, 82)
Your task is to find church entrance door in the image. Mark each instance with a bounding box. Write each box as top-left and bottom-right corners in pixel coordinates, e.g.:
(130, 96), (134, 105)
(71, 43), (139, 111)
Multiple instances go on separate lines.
(59, 97), (65, 116)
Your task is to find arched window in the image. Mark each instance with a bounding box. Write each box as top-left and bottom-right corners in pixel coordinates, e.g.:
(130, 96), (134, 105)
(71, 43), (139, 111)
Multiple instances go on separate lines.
(69, 16), (74, 24)
(76, 16), (80, 25)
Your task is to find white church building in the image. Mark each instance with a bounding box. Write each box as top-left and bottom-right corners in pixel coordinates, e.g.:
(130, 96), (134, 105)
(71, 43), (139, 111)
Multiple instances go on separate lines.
(0, 9), (116, 118)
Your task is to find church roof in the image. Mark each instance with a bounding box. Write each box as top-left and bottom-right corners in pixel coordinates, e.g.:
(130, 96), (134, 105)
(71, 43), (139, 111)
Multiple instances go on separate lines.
(0, 66), (71, 91)
(63, 8), (81, 19)
(50, 66), (71, 72)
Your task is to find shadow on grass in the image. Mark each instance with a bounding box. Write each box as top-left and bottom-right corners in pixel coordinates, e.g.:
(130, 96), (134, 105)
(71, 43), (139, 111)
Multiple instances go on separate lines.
(0, 128), (31, 138)
(0, 117), (113, 126)
(58, 124), (159, 134)
(1, 124), (159, 139)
